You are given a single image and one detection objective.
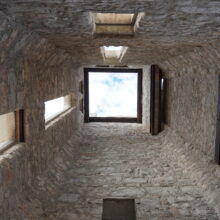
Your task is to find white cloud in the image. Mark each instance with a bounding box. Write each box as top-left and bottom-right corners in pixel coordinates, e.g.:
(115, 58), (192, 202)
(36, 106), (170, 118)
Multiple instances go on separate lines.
(89, 72), (137, 117)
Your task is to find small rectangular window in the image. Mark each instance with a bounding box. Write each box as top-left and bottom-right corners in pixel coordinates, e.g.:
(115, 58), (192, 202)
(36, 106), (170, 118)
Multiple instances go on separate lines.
(0, 110), (24, 153)
(44, 94), (72, 122)
(100, 46), (128, 63)
(0, 112), (15, 145)
(94, 12), (144, 36)
(84, 68), (142, 123)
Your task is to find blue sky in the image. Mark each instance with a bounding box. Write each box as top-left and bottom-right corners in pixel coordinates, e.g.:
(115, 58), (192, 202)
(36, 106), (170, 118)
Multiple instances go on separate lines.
(89, 72), (138, 117)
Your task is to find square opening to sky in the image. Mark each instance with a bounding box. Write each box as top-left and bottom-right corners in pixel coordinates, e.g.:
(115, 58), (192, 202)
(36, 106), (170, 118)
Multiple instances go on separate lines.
(89, 72), (138, 117)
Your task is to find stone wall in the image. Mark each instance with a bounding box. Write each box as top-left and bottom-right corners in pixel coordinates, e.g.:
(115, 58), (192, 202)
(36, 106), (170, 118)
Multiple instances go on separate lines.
(1, 2), (220, 218)
(23, 123), (218, 220)
(0, 12), (78, 219)
(159, 46), (220, 215)
(160, 44), (219, 159)
(2, 0), (220, 65)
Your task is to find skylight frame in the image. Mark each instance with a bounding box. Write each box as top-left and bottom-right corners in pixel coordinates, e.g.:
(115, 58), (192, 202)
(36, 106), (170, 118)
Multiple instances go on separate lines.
(84, 68), (143, 123)
(94, 12), (140, 36)
(100, 46), (128, 63)
(95, 13), (137, 25)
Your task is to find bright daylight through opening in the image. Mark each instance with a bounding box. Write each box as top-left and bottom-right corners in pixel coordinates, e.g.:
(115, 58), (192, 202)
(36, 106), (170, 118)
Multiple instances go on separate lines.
(89, 72), (138, 117)
(95, 13), (135, 25)
(102, 46), (125, 59)
(45, 97), (65, 120)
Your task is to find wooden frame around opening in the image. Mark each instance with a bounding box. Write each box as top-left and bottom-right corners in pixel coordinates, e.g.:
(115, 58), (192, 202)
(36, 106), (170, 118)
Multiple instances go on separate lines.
(84, 68), (142, 123)
(150, 64), (168, 135)
(215, 75), (220, 164)
(15, 109), (25, 142)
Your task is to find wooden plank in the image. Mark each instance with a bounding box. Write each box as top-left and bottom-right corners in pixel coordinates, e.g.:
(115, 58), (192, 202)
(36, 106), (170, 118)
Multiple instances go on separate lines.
(160, 78), (167, 125)
(89, 117), (137, 123)
(84, 69), (89, 123)
(137, 70), (143, 123)
(217, 77), (220, 119)
(150, 65), (162, 135)
(215, 76), (220, 164)
(150, 66), (155, 134)
(15, 110), (25, 142)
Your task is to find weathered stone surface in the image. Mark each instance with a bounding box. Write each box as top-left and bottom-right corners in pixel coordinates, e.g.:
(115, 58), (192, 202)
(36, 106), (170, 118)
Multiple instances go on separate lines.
(25, 124), (218, 220)
(1, 1), (220, 219)
(0, 11), (78, 219)
(2, 0), (220, 64)
(58, 193), (80, 203)
(157, 49), (220, 216)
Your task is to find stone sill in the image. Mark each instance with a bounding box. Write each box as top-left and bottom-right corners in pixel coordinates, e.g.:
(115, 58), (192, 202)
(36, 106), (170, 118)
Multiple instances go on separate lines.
(45, 107), (75, 130)
(0, 142), (26, 157)
(0, 142), (26, 188)
(0, 140), (17, 154)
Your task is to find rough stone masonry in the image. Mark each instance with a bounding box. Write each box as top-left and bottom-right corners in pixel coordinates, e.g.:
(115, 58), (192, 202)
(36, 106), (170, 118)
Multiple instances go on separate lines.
(11, 124), (219, 219)
(1, 0), (220, 219)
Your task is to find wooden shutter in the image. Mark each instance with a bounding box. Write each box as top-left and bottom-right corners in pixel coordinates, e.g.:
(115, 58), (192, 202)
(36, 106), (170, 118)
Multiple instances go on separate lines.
(215, 76), (220, 164)
(150, 65), (166, 135)
(15, 109), (25, 142)
(160, 77), (167, 125)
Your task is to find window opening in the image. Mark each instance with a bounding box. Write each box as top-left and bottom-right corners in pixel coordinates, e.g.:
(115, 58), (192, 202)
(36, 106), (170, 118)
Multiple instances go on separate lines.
(84, 68), (142, 123)
(94, 12), (143, 35)
(0, 109), (25, 153)
(0, 112), (15, 145)
(101, 46), (128, 63)
(45, 94), (71, 122)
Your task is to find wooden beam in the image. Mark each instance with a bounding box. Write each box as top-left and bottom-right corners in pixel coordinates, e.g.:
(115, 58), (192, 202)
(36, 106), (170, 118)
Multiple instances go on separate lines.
(84, 69), (89, 123)
(137, 70), (143, 123)
(215, 76), (220, 164)
(15, 110), (25, 142)
(150, 65), (162, 135)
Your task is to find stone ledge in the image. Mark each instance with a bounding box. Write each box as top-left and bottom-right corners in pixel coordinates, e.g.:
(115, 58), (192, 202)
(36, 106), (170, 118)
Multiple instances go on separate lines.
(0, 142), (26, 158)
(0, 142), (27, 188)
(45, 107), (76, 130)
